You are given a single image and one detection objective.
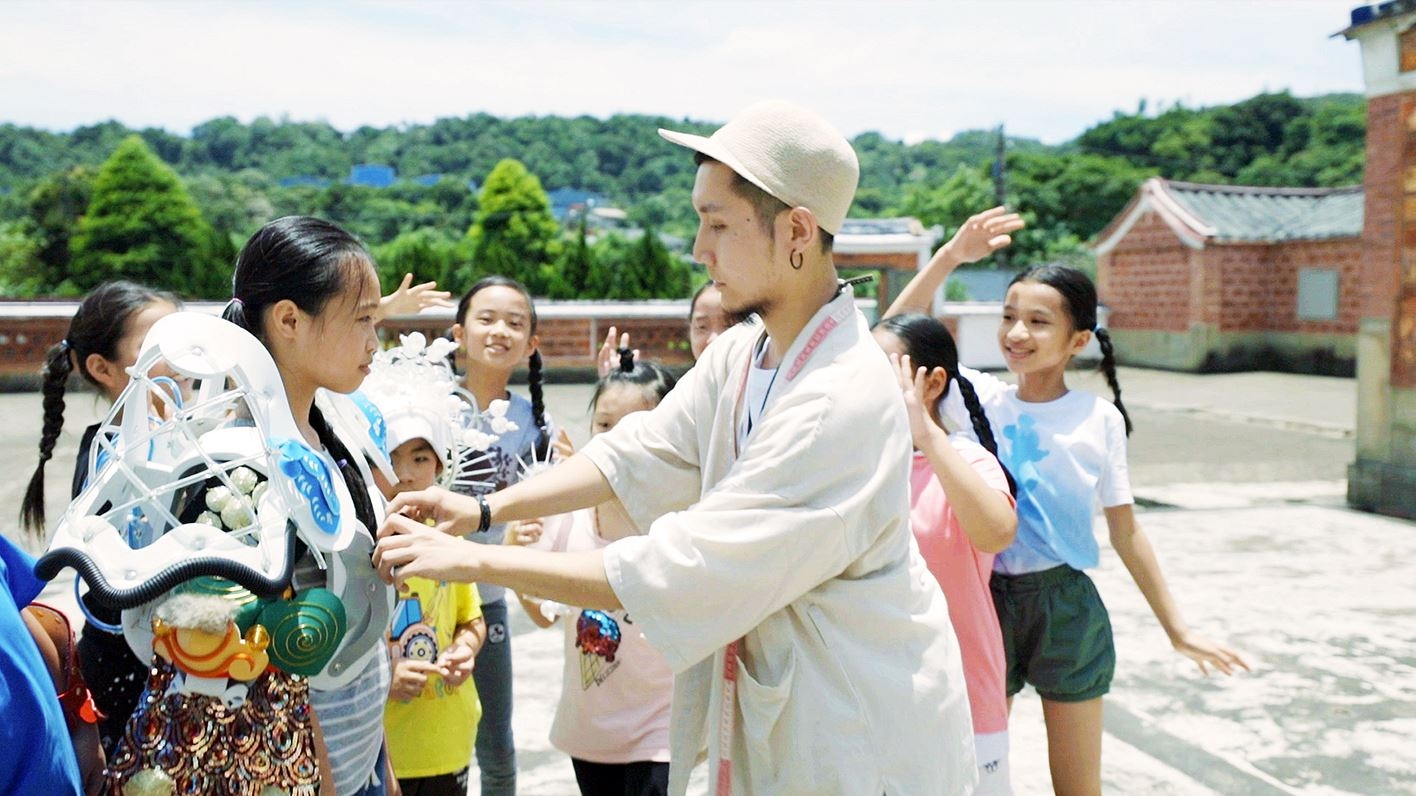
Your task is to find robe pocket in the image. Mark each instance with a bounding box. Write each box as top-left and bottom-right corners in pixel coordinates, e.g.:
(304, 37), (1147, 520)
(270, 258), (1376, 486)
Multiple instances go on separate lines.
(734, 644), (797, 783)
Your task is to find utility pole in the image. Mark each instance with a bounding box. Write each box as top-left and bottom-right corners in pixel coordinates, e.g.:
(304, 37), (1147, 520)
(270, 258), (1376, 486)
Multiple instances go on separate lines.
(992, 124), (1010, 269)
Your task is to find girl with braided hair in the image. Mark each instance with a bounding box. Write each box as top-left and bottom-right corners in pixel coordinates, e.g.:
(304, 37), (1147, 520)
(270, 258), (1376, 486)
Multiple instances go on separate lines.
(450, 274), (554, 795)
(872, 313), (1018, 794)
(886, 211), (1250, 795)
(510, 346), (676, 796)
(20, 280), (179, 757)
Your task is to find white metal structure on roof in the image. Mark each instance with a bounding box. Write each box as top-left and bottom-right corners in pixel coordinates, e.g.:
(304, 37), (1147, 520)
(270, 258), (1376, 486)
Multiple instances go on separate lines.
(834, 217), (942, 260)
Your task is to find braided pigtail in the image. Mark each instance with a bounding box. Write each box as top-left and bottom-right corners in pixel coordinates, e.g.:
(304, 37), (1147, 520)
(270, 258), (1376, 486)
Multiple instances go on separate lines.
(953, 371), (1017, 496)
(528, 349), (551, 460)
(1094, 328), (1132, 436)
(20, 341), (75, 533)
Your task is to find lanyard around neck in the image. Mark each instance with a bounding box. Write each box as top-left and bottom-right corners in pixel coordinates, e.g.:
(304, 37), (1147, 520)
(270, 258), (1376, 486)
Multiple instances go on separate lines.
(717, 293), (854, 794)
(730, 295), (854, 459)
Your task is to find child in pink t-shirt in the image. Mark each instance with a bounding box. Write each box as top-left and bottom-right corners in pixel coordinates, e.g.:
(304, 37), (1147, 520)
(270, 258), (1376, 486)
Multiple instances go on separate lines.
(874, 314), (1018, 795)
(512, 351), (677, 796)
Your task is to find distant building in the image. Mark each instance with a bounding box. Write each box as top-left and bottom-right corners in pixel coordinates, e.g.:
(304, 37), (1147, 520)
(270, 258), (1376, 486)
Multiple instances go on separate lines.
(349, 164), (396, 188)
(1093, 177), (1363, 374)
(548, 188), (609, 222)
(277, 175), (332, 189)
(834, 217), (943, 314)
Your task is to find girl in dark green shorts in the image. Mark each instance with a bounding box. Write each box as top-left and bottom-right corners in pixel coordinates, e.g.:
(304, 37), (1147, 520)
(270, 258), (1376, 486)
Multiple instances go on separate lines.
(887, 229), (1251, 795)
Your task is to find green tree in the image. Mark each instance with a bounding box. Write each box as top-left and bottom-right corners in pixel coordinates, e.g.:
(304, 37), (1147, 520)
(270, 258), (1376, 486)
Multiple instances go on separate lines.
(70, 135), (226, 296)
(0, 221), (43, 295)
(371, 227), (469, 292)
(590, 230), (691, 299)
(894, 164), (995, 233)
(555, 217), (594, 298)
(463, 159), (562, 294)
(184, 168), (277, 241)
(1007, 151), (1151, 242)
(20, 165), (95, 292)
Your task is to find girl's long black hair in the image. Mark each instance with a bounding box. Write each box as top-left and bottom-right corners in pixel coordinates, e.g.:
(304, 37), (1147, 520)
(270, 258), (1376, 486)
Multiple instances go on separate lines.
(875, 313), (1016, 495)
(21, 281), (178, 533)
(224, 215), (379, 530)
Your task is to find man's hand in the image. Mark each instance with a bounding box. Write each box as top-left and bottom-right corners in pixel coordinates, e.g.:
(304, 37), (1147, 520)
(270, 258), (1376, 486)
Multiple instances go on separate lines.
(504, 518), (544, 547)
(375, 513), (480, 588)
(383, 486), (480, 537)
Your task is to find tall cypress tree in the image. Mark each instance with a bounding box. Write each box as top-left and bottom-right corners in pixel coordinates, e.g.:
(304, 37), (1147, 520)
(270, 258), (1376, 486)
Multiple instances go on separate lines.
(70, 135), (224, 296)
(556, 215), (594, 298)
(463, 158), (562, 295)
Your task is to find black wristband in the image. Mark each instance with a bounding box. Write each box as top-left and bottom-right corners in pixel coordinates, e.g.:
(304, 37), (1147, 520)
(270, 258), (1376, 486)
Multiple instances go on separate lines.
(477, 494), (492, 533)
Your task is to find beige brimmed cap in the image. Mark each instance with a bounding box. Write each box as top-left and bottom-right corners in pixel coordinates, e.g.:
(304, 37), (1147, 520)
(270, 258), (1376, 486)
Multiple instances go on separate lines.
(659, 100), (859, 235)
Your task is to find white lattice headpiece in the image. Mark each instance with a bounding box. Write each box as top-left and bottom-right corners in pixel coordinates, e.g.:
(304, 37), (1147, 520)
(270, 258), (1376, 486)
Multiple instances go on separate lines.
(361, 332), (512, 492)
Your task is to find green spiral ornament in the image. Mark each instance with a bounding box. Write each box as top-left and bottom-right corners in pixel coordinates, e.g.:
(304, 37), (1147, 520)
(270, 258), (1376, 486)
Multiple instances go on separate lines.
(257, 587), (347, 677)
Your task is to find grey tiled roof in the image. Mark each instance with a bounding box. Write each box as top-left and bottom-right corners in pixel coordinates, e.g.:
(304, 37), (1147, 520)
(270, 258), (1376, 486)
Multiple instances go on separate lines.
(1164, 181), (1363, 243)
(838, 217), (924, 236)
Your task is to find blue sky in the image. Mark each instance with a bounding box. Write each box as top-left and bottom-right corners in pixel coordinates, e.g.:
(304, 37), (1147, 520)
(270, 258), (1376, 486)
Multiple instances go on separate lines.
(0, 0), (1368, 145)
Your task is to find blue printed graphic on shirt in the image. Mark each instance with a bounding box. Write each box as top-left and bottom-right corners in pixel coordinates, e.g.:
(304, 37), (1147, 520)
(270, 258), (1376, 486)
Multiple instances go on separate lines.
(994, 412), (1101, 575)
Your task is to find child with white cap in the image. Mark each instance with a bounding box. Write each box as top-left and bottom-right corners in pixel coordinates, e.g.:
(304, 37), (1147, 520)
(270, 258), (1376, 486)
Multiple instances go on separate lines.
(375, 101), (977, 794)
(363, 333), (488, 796)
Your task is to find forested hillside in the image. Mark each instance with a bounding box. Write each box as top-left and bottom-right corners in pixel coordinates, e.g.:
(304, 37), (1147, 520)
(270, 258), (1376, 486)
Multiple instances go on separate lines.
(0, 91), (1366, 298)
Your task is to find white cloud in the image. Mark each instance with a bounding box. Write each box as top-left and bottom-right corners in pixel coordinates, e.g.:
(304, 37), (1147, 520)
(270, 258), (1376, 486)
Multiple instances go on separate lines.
(0, 0), (1366, 143)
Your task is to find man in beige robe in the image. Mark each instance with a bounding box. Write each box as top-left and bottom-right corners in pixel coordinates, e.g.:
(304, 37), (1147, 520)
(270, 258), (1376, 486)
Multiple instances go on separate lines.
(375, 100), (977, 795)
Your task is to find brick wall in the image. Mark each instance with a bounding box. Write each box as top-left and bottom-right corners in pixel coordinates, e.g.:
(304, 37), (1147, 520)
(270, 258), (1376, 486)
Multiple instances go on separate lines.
(1393, 91), (1416, 386)
(1098, 210), (1361, 338)
(0, 302), (699, 385)
(367, 309), (698, 376)
(1099, 210), (1193, 332)
(0, 317), (66, 379)
(1208, 244), (1275, 332)
(533, 315), (696, 368)
(1270, 238), (1364, 334)
(1362, 93), (1402, 321)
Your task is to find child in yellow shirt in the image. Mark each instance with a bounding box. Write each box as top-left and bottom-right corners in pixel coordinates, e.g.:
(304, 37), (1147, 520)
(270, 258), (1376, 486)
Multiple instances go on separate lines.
(366, 334), (488, 795)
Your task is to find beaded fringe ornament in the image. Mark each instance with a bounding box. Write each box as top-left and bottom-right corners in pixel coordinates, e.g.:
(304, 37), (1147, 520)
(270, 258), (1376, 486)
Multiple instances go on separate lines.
(107, 660), (318, 795)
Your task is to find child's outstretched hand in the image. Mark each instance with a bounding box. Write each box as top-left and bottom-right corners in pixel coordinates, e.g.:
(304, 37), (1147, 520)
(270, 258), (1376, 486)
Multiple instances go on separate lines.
(379, 273), (454, 319)
(890, 352), (941, 450)
(438, 640), (477, 687)
(389, 658), (438, 702)
(938, 206), (1025, 267)
(596, 326), (638, 377)
(1172, 629), (1253, 677)
(552, 428), (576, 462)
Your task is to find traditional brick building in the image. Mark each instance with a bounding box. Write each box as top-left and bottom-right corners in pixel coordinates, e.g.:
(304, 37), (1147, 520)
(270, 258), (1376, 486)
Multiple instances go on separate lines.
(1093, 178), (1363, 374)
(1342, 2), (1416, 519)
